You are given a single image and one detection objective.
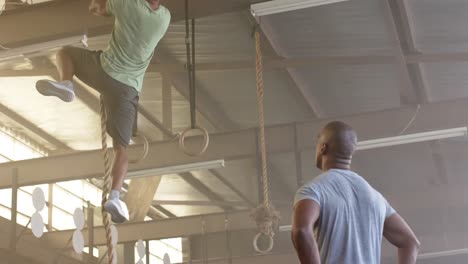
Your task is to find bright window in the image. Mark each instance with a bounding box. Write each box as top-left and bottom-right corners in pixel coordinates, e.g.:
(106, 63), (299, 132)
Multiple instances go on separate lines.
(134, 238), (183, 264)
(0, 125), (188, 263)
(0, 126), (103, 233)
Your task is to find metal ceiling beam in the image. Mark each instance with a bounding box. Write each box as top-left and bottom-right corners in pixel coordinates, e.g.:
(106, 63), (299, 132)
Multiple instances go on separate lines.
(163, 253), (298, 264)
(148, 52), (468, 72)
(256, 15), (325, 118)
(0, 103), (70, 151)
(0, 58), (71, 153)
(162, 73), (173, 136)
(39, 209), (291, 247)
(406, 53), (468, 63)
(387, 0), (448, 186)
(0, 69), (55, 77)
(397, 0), (430, 103)
(4, 52), (468, 78)
(0, 248), (53, 264)
(154, 44), (238, 132)
(149, 55), (398, 73)
(153, 204), (178, 218)
(1, 97), (467, 189)
(0, 218), (89, 264)
(209, 169), (256, 208)
(380, 0), (418, 105)
(388, 0), (431, 104)
(181, 172), (236, 211)
(153, 200), (247, 207)
(122, 182), (170, 219)
(166, 72), (237, 132)
(0, 0), (269, 48)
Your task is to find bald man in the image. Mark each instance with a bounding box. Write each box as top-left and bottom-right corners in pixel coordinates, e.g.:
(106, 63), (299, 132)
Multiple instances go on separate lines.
(292, 121), (420, 264)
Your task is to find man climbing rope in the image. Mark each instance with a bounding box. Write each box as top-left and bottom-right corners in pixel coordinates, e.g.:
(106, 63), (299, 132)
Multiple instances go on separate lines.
(35, 0), (171, 223)
(292, 121), (420, 264)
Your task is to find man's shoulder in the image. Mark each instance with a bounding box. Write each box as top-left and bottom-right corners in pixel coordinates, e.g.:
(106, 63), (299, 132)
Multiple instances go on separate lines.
(301, 171), (333, 189)
(157, 5), (172, 19)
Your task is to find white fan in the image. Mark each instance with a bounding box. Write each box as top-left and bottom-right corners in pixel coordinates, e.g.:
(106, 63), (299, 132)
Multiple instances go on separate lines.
(72, 208), (85, 254)
(31, 188), (46, 238)
(136, 240), (145, 264)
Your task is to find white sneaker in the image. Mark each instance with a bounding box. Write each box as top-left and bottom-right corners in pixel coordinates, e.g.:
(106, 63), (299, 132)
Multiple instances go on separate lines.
(104, 199), (130, 224)
(36, 79), (75, 102)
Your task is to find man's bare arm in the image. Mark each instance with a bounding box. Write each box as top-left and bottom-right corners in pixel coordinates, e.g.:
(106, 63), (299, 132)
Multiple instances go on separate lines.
(89, 0), (111, 17)
(292, 200), (321, 264)
(384, 213), (420, 264)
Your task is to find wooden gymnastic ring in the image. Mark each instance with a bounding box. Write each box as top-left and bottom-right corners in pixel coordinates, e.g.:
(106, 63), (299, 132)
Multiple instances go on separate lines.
(179, 126), (209, 157)
(129, 134), (149, 164)
(253, 232), (274, 254)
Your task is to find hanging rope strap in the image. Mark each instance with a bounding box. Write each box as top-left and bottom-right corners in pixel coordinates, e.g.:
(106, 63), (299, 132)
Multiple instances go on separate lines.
(99, 96), (116, 264)
(251, 29), (280, 254)
(179, 0), (209, 157)
(129, 108), (149, 164)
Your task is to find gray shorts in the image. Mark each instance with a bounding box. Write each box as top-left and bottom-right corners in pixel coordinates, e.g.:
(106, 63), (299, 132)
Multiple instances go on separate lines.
(63, 46), (138, 147)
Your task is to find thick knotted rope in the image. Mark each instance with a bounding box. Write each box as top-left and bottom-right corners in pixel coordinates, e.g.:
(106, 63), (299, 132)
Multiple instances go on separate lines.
(99, 96), (116, 264)
(250, 30), (280, 250)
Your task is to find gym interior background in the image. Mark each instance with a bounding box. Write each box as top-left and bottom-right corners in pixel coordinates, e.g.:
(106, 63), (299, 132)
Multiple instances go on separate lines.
(1, 0), (468, 263)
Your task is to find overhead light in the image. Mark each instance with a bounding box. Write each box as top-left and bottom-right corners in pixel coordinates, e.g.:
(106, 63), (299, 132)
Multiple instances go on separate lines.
(356, 127), (468, 151)
(251, 0), (349, 16)
(127, 160), (225, 180)
(0, 34), (88, 63)
(418, 248), (468, 260)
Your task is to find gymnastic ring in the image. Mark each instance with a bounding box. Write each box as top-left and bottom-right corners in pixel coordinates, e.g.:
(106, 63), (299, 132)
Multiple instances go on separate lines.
(179, 126), (210, 157)
(253, 232), (274, 254)
(129, 134), (149, 164)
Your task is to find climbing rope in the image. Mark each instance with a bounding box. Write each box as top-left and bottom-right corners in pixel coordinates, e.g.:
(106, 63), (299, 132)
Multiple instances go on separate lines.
(99, 96), (116, 264)
(251, 29), (280, 254)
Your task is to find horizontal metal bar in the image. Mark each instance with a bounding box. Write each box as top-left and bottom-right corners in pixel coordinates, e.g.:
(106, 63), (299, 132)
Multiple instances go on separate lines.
(357, 127), (468, 150)
(0, 0), (266, 48)
(128, 160), (225, 179)
(152, 200), (247, 207)
(1, 98), (468, 190)
(38, 209), (291, 247)
(0, 35), (85, 62)
(419, 248), (468, 260)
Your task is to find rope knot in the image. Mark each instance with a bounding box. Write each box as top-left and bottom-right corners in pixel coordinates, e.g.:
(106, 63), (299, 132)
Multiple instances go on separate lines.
(251, 204), (281, 238)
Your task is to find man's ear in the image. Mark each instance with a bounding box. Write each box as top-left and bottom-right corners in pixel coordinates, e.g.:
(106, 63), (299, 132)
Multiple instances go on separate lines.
(320, 143), (328, 155)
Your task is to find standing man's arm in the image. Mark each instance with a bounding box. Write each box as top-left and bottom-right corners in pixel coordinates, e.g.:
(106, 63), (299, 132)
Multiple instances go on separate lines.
(292, 199), (321, 264)
(384, 213), (420, 264)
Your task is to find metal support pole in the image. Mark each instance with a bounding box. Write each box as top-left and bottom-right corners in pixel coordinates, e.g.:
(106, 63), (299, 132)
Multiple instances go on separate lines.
(146, 240), (151, 264)
(87, 201), (95, 263)
(10, 168), (18, 253)
(293, 123), (303, 187)
(48, 183), (53, 231)
(162, 74), (173, 140)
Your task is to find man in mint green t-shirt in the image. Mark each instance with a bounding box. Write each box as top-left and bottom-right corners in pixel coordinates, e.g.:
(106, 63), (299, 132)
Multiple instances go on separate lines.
(35, 0), (171, 223)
